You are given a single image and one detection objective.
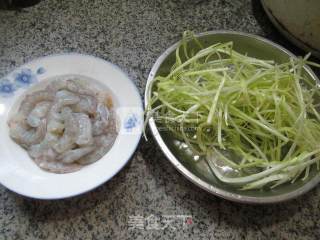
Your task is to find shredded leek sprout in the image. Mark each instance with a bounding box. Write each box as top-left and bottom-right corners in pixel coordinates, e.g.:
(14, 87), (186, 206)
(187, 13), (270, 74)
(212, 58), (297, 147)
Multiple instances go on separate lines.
(146, 31), (320, 190)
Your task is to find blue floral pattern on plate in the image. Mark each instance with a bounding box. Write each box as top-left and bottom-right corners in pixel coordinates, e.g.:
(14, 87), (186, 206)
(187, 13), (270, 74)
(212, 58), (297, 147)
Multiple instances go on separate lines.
(0, 67), (45, 97)
(36, 67), (46, 75)
(14, 68), (38, 88)
(124, 114), (139, 132)
(0, 79), (17, 97)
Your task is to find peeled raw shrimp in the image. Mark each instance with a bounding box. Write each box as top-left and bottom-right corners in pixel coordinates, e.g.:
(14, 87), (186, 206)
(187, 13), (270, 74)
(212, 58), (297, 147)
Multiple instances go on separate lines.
(28, 130), (61, 161)
(92, 103), (110, 136)
(74, 113), (93, 146)
(27, 101), (51, 127)
(48, 103), (63, 121)
(47, 119), (64, 134)
(9, 77), (118, 174)
(9, 119), (46, 147)
(28, 142), (57, 161)
(50, 90), (80, 117)
(78, 134), (116, 165)
(47, 79), (96, 96)
(34, 157), (82, 174)
(45, 79), (68, 92)
(18, 91), (55, 118)
(47, 104), (68, 133)
(57, 146), (95, 163)
(44, 131), (60, 147)
(55, 90), (80, 104)
(71, 95), (97, 114)
(49, 90), (80, 120)
(56, 90), (80, 110)
(28, 142), (48, 159)
(66, 79), (97, 96)
(52, 109), (79, 153)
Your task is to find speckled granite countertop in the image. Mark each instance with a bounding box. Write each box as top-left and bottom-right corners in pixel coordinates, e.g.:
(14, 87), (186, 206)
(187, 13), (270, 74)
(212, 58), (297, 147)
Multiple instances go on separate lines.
(0, 0), (320, 239)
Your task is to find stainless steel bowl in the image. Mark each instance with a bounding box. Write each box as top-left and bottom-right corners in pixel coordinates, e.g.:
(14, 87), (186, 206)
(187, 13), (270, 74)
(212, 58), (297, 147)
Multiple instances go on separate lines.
(145, 31), (320, 204)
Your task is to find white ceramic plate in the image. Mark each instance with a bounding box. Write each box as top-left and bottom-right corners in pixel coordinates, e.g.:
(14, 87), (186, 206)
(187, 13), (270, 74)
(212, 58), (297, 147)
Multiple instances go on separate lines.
(0, 54), (143, 199)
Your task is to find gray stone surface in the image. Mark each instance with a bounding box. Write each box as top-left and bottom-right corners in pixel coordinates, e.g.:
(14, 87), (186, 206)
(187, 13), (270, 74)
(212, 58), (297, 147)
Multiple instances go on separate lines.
(0, 0), (319, 239)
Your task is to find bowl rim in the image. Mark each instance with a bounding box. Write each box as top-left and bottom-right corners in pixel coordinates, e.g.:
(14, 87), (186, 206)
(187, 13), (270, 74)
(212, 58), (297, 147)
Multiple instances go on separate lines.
(145, 30), (320, 204)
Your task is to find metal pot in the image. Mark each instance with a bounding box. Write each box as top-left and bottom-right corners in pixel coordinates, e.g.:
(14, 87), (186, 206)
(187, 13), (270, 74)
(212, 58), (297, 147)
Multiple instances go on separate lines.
(0, 0), (41, 9)
(261, 0), (320, 58)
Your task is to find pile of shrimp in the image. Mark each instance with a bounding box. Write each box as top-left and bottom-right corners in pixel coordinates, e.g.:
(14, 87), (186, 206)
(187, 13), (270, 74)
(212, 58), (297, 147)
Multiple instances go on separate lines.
(8, 78), (118, 173)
